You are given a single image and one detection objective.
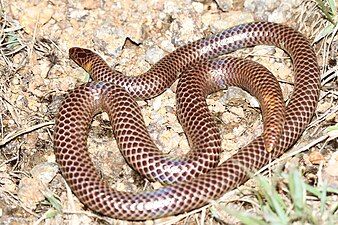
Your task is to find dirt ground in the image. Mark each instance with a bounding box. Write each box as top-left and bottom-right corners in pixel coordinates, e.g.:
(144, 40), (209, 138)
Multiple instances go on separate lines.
(0, 0), (337, 224)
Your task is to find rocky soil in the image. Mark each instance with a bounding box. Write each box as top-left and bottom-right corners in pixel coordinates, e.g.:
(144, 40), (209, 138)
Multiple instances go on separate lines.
(0, 0), (337, 224)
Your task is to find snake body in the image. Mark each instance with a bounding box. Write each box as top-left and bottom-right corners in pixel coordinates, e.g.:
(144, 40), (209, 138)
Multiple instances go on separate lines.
(54, 22), (320, 220)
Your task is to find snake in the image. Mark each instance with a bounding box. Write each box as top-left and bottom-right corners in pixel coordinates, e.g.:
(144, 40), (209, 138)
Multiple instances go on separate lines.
(54, 22), (320, 220)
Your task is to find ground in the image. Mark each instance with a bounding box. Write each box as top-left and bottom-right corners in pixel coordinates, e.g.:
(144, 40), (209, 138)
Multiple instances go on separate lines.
(0, 0), (337, 225)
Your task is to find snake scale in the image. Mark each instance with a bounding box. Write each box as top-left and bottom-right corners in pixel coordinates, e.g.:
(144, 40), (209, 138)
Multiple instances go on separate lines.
(54, 22), (320, 220)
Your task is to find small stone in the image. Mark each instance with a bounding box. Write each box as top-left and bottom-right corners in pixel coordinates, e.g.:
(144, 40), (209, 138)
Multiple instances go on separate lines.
(317, 101), (332, 113)
(12, 77), (20, 85)
(201, 12), (221, 28)
(57, 77), (77, 92)
(68, 8), (89, 20)
(19, 3), (54, 35)
(39, 60), (52, 78)
(177, 16), (199, 41)
(31, 162), (58, 184)
(308, 151), (325, 165)
(28, 75), (44, 93)
(158, 129), (180, 152)
(152, 95), (162, 111)
(101, 112), (110, 121)
(167, 113), (183, 133)
(214, 0), (234, 11)
(246, 94), (260, 108)
(222, 112), (240, 124)
(233, 125), (246, 137)
(326, 113), (336, 122)
(268, 2), (295, 23)
(160, 39), (175, 52)
(210, 11), (253, 32)
(178, 137), (189, 150)
(83, 0), (100, 10)
(0, 171), (16, 193)
(17, 177), (45, 209)
(225, 86), (247, 101)
(25, 132), (39, 149)
(151, 181), (162, 190)
(323, 152), (338, 188)
(116, 182), (127, 191)
(207, 99), (225, 113)
(163, 1), (179, 14)
(145, 46), (165, 64)
(143, 114), (152, 126)
(192, 2), (204, 13)
(228, 107), (245, 118)
(27, 99), (40, 112)
(221, 133), (237, 151)
(252, 119), (263, 137)
(92, 120), (100, 127)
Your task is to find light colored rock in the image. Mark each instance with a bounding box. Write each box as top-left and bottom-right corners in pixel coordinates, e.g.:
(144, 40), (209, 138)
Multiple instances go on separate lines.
(228, 106), (245, 118)
(214, 11), (254, 30)
(163, 1), (180, 14)
(308, 151), (325, 165)
(145, 46), (165, 65)
(19, 2), (54, 34)
(214, 0), (234, 11)
(207, 98), (226, 113)
(0, 171), (16, 193)
(192, 2), (204, 13)
(317, 101), (333, 113)
(158, 129), (180, 153)
(244, 0), (302, 22)
(323, 151), (338, 188)
(222, 112), (240, 124)
(31, 162), (58, 184)
(83, 0), (101, 10)
(17, 177), (45, 209)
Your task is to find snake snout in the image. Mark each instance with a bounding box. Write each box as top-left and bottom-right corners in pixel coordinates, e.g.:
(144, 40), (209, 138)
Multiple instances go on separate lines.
(69, 47), (94, 62)
(69, 47), (79, 58)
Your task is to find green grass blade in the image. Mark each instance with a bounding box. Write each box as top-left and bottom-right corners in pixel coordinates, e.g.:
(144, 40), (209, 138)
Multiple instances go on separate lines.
(223, 207), (269, 225)
(256, 176), (288, 223)
(327, 0), (336, 17)
(313, 23), (335, 43)
(288, 170), (306, 215)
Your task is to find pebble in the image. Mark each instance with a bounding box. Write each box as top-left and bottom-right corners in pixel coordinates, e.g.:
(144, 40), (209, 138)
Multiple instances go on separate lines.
(145, 46), (165, 64)
(323, 151), (338, 188)
(163, 1), (180, 14)
(192, 2), (204, 13)
(207, 98), (226, 113)
(317, 101), (333, 113)
(211, 11), (254, 32)
(18, 2), (54, 34)
(158, 129), (181, 152)
(160, 39), (176, 52)
(228, 106), (245, 118)
(308, 151), (325, 165)
(214, 0), (234, 11)
(31, 162), (59, 184)
(244, 0), (301, 22)
(222, 112), (240, 124)
(83, 0), (101, 10)
(68, 8), (89, 20)
(17, 177), (45, 209)
(152, 96), (163, 111)
(0, 171), (16, 193)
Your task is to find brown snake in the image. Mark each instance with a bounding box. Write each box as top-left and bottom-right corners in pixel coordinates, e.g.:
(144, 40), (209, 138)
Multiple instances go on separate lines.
(54, 22), (320, 220)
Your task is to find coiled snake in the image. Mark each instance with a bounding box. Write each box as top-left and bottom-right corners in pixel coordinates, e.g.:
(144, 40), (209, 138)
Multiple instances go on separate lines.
(54, 22), (320, 220)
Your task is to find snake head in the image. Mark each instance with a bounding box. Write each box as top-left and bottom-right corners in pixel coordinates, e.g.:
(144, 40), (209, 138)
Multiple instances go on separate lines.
(69, 47), (97, 73)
